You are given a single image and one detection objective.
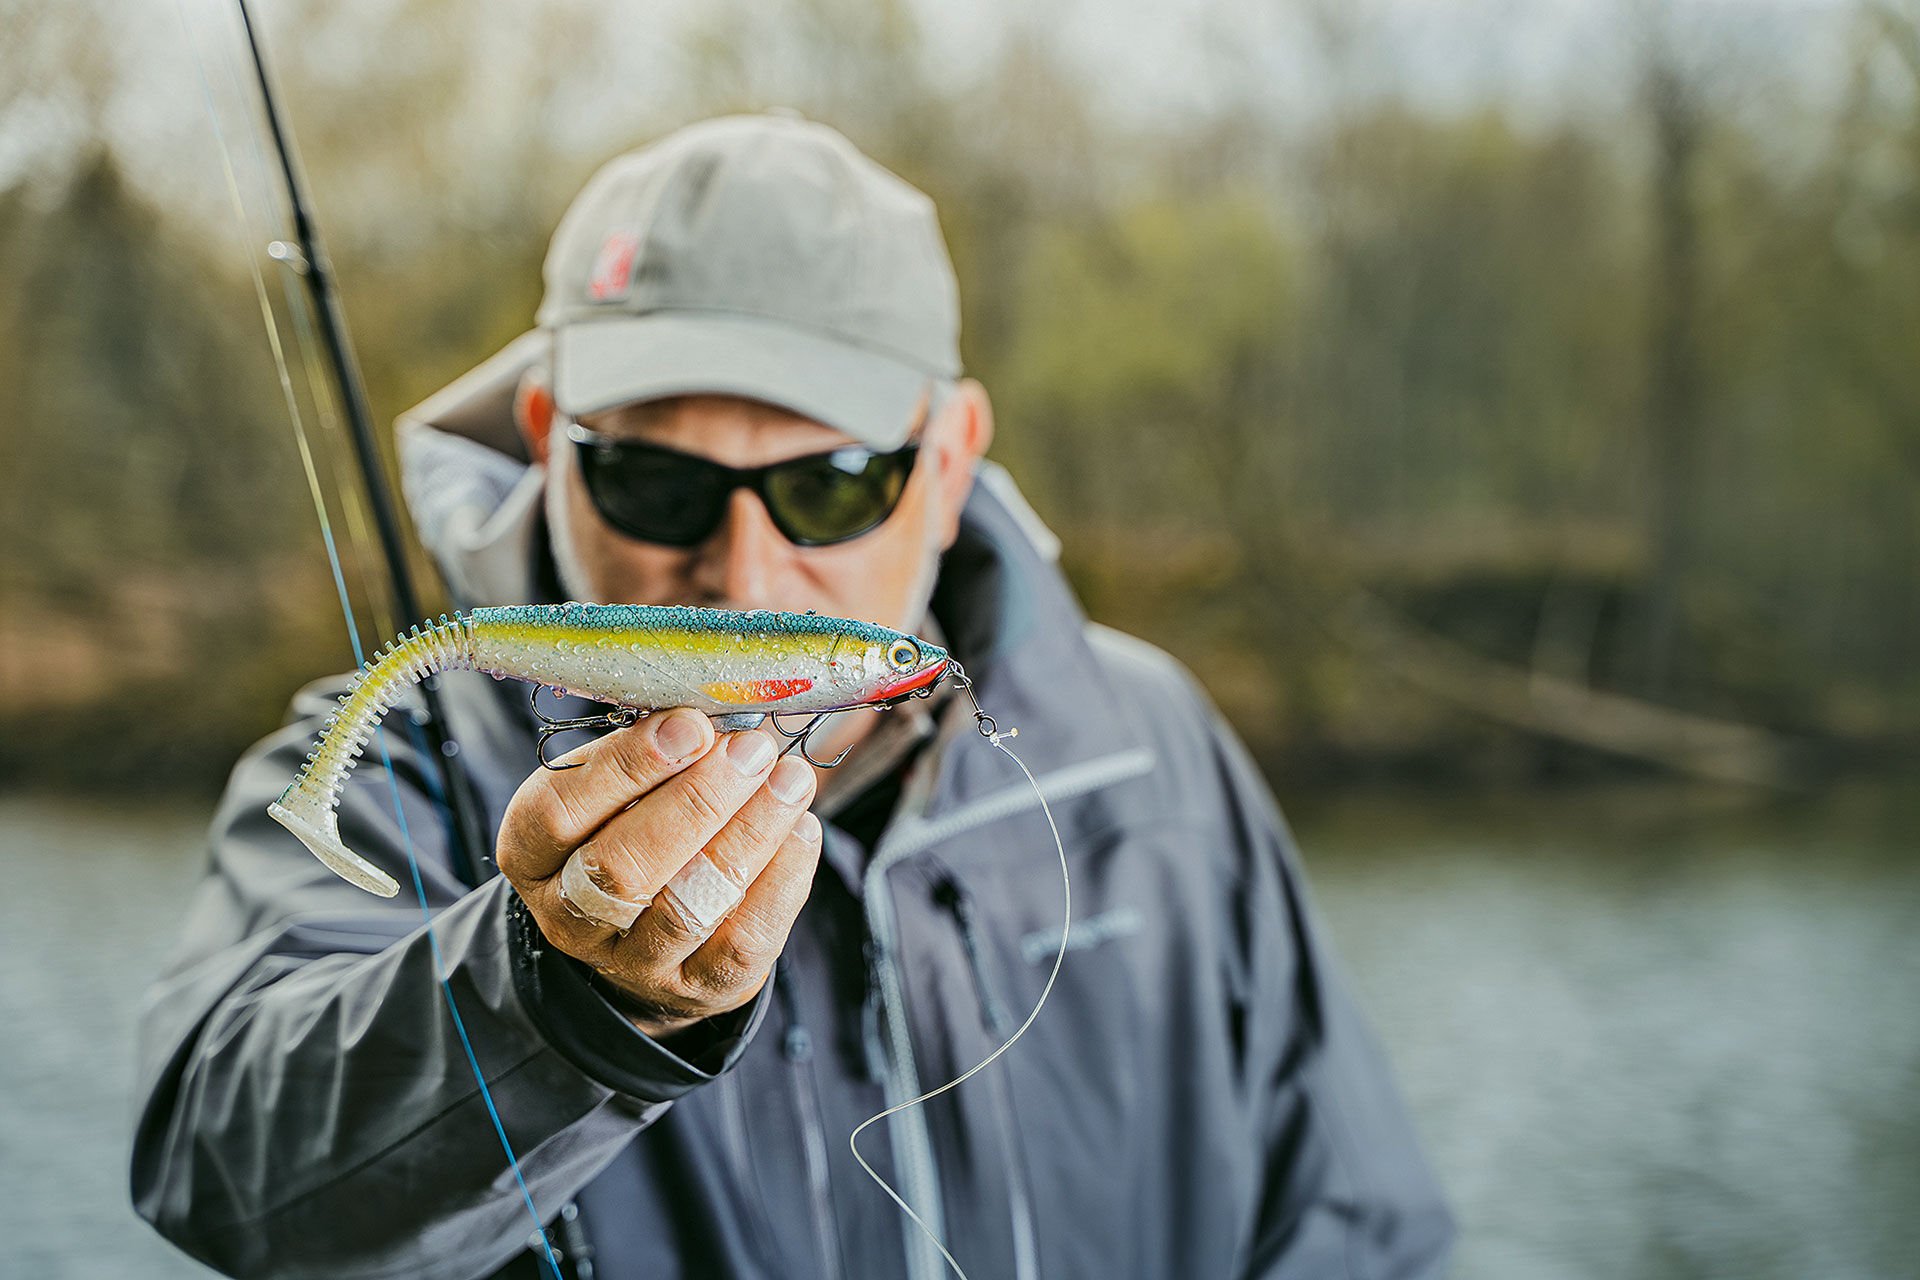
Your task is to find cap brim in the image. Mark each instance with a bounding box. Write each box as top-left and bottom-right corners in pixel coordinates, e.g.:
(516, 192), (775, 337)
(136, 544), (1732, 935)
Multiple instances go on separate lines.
(552, 312), (935, 449)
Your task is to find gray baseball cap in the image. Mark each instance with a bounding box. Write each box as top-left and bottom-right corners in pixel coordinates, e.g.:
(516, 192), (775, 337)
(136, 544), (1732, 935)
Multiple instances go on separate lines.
(536, 113), (961, 450)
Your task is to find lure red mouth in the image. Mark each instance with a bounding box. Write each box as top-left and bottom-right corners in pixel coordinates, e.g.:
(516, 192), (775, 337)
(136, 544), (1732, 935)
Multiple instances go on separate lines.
(875, 656), (948, 701)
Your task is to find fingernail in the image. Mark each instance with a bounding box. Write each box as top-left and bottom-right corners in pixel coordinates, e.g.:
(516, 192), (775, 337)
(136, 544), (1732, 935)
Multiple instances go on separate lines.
(769, 756), (813, 804)
(654, 710), (705, 761)
(796, 811), (822, 843)
(727, 729), (776, 775)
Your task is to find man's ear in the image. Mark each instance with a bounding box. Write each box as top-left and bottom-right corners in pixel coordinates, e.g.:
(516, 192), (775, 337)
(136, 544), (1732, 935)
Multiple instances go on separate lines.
(515, 369), (557, 467)
(932, 378), (994, 548)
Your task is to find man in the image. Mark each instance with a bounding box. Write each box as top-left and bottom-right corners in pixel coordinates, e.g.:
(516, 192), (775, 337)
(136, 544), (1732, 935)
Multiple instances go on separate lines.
(134, 113), (1452, 1279)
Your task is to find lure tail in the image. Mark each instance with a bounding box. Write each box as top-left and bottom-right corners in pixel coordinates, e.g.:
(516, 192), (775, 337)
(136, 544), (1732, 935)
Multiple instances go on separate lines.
(269, 615), (476, 897)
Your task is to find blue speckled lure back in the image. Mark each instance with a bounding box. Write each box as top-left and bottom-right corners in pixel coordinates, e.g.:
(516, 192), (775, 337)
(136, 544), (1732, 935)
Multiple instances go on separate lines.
(269, 603), (951, 896)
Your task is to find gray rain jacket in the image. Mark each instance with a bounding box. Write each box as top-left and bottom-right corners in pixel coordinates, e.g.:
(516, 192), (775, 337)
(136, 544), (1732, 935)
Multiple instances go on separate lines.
(132, 340), (1454, 1280)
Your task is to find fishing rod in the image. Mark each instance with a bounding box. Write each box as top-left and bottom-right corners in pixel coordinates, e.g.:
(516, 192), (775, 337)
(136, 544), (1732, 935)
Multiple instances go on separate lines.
(213, 5), (589, 1273)
(232, 0), (486, 888)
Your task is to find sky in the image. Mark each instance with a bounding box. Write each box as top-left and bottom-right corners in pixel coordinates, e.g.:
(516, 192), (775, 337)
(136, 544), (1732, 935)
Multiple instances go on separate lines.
(0, 0), (1880, 228)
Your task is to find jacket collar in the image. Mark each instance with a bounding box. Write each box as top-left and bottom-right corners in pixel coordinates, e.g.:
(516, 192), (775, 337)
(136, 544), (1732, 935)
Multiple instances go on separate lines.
(915, 467), (1155, 842)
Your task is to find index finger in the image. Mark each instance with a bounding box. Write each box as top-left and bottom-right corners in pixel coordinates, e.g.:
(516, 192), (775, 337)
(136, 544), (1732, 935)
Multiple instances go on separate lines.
(497, 706), (715, 884)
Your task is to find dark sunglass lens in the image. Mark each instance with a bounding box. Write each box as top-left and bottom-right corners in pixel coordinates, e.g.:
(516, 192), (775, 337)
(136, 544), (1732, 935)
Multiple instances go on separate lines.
(580, 441), (727, 546)
(766, 447), (915, 546)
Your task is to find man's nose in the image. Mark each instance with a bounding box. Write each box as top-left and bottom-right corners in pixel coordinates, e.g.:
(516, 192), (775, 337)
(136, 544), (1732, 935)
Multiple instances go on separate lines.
(690, 487), (787, 605)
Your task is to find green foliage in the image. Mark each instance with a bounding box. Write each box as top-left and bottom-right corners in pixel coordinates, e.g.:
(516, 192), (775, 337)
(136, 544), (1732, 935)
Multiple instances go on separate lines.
(996, 193), (1292, 522)
(5, 155), (297, 580)
(4, 0), (1918, 791)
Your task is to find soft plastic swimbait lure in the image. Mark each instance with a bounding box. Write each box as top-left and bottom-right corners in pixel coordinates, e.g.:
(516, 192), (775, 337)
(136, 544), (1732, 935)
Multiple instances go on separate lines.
(270, 602), (952, 896)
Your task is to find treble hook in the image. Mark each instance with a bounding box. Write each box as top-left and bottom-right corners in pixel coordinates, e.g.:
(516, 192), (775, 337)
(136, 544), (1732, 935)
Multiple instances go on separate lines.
(768, 711), (856, 769)
(529, 684), (642, 770)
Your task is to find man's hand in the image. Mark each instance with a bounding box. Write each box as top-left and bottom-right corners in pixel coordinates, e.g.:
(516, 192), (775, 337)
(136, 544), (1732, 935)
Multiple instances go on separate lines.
(497, 707), (821, 1039)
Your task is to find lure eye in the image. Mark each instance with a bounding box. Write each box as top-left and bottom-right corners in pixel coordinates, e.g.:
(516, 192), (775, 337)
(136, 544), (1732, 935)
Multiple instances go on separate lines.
(886, 639), (920, 671)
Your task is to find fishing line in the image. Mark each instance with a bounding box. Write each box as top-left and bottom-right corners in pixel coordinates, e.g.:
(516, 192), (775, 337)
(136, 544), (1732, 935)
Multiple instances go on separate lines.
(177, 5), (563, 1275)
(208, 8), (398, 650)
(176, 0), (349, 630)
(277, 262), (399, 643)
(849, 695), (1071, 1280)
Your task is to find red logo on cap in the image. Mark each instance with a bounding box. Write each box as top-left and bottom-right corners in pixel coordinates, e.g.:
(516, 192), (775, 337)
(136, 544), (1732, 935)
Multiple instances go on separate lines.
(588, 230), (640, 302)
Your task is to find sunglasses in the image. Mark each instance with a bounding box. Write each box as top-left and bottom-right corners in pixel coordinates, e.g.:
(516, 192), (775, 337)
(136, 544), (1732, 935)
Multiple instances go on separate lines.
(567, 422), (922, 548)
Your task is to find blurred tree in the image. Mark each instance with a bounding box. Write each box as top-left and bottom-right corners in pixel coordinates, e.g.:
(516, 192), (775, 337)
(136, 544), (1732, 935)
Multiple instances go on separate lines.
(1634, 13), (1708, 699)
(5, 0), (1916, 792)
(0, 147), (349, 787)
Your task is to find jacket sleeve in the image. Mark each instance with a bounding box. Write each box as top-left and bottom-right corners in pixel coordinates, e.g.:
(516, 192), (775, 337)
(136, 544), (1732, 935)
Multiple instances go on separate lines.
(1205, 712), (1457, 1280)
(131, 680), (768, 1280)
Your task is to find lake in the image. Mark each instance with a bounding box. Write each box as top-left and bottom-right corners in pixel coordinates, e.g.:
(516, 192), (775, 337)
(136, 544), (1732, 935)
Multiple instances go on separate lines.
(2, 780), (1915, 1278)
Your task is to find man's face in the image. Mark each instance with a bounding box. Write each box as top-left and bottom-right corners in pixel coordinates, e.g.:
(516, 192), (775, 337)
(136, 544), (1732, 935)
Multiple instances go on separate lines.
(535, 390), (987, 632)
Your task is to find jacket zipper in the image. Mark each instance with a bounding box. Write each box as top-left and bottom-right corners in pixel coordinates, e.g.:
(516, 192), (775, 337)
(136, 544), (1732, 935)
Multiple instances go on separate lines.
(937, 874), (1040, 1280)
(863, 745), (1157, 1280)
(984, 1056), (1041, 1280)
(716, 1068), (785, 1269)
(775, 959), (846, 1280)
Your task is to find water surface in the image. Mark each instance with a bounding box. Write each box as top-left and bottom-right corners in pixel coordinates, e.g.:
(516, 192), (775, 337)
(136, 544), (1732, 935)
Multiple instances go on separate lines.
(1295, 781), (1920, 1280)
(3, 782), (1914, 1278)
